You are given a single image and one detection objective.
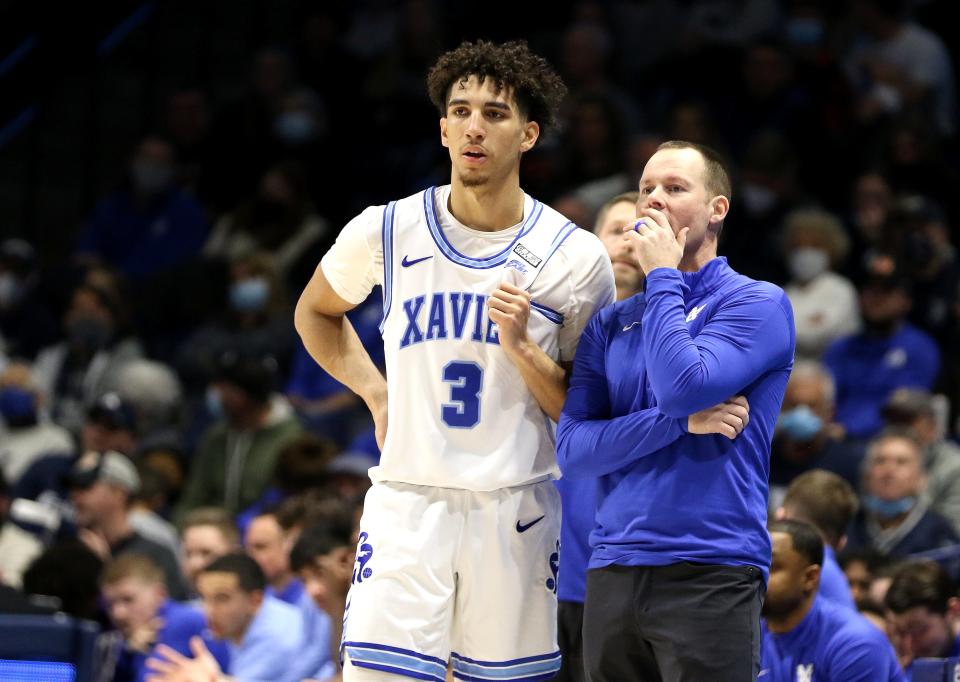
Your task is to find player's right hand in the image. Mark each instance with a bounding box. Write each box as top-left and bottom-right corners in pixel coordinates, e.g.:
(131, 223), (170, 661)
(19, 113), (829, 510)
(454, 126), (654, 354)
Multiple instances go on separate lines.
(687, 396), (750, 440)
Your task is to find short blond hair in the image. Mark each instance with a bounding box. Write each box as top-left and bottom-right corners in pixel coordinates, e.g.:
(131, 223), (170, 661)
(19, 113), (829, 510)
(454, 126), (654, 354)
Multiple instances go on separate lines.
(656, 140), (731, 199)
(181, 507), (240, 545)
(101, 553), (164, 587)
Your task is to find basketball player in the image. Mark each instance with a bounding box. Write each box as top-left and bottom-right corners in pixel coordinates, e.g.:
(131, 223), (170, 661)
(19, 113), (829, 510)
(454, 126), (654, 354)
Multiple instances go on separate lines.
(294, 41), (615, 681)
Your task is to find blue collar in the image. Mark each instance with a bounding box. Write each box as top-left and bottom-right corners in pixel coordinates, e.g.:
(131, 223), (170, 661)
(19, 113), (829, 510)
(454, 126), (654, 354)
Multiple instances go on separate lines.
(678, 256), (735, 298)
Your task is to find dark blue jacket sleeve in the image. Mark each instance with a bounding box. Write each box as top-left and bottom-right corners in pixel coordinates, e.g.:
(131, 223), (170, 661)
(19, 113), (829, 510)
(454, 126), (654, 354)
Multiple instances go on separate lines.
(641, 269), (794, 418)
(557, 313), (686, 479)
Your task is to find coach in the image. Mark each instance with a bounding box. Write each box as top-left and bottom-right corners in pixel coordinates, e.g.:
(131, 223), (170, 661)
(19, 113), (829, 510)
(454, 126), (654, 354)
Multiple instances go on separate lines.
(557, 141), (796, 681)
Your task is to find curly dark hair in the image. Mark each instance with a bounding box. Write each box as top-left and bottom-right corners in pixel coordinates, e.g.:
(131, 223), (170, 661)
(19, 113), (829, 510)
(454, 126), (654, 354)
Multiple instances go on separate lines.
(426, 40), (567, 139)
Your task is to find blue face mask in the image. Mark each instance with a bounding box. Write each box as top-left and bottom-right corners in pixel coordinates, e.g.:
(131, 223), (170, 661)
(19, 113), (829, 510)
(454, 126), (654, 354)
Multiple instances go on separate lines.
(206, 386), (224, 418)
(229, 277), (270, 313)
(0, 386), (37, 426)
(778, 405), (823, 442)
(863, 494), (917, 520)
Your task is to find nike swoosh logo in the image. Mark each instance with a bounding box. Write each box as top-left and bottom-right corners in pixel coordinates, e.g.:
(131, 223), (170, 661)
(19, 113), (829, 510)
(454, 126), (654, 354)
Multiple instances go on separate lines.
(622, 321), (641, 332)
(401, 255), (433, 267)
(516, 515), (545, 533)
(757, 670), (769, 678)
(686, 304), (706, 323)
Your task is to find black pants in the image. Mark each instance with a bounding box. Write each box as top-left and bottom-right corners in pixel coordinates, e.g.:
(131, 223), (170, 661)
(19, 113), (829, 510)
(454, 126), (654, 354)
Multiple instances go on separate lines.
(583, 562), (763, 682)
(555, 600), (587, 682)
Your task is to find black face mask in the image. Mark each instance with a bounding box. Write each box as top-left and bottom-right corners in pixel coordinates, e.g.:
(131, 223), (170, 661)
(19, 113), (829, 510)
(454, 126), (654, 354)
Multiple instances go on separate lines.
(863, 316), (900, 336)
(68, 316), (112, 351)
(0, 386), (38, 428)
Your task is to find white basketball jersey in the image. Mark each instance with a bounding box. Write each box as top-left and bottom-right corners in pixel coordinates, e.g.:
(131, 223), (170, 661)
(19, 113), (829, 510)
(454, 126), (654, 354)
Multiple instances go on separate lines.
(373, 185), (584, 491)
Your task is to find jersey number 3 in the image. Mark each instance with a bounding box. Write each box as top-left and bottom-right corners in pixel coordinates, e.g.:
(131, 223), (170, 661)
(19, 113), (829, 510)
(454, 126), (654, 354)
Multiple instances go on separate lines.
(441, 361), (483, 428)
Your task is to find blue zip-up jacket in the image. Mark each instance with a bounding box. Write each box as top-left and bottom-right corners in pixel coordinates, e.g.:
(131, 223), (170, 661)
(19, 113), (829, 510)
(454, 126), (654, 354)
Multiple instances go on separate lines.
(557, 257), (795, 582)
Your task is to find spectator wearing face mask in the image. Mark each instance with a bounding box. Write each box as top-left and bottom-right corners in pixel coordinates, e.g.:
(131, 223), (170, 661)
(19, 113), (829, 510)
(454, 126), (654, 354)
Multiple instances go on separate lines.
(204, 161), (330, 291)
(76, 136), (209, 281)
(770, 360), (866, 497)
(782, 208), (861, 360)
(823, 259), (940, 439)
(176, 252), (296, 398)
(0, 361), (73, 485)
(883, 388), (960, 533)
(32, 281), (143, 434)
(846, 428), (959, 571)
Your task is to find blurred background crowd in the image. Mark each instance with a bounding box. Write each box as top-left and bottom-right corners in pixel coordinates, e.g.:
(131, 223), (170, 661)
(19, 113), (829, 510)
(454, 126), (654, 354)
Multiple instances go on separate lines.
(1, 0), (960, 678)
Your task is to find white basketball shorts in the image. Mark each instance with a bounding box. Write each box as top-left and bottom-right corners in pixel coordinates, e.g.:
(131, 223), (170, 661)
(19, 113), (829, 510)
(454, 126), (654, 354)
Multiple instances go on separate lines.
(341, 479), (562, 681)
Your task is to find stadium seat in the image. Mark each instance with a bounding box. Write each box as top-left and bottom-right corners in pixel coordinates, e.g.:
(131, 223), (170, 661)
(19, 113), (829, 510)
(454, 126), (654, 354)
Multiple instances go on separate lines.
(946, 656), (960, 682)
(913, 657), (947, 682)
(0, 614), (100, 682)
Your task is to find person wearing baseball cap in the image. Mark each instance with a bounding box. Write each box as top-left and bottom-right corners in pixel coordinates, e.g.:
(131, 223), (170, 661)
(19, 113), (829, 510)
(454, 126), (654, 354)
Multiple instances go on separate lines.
(69, 450), (187, 599)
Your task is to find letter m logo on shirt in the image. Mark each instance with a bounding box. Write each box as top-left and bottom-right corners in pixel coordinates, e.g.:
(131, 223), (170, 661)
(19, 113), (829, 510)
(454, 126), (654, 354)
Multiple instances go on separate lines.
(796, 663), (813, 682)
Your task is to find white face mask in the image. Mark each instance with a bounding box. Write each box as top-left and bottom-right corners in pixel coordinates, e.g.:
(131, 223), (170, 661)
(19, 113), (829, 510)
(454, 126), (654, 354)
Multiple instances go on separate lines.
(788, 247), (830, 283)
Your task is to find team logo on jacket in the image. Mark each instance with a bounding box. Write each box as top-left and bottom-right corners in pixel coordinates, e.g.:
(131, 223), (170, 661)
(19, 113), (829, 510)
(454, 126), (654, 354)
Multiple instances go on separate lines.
(685, 304), (706, 323)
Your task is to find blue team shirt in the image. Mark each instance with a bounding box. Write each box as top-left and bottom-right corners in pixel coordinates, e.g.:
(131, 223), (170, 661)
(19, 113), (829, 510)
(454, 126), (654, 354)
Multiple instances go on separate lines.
(819, 546), (856, 610)
(557, 258), (795, 582)
(761, 596), (905, 681)
(823, 323), (940, 439)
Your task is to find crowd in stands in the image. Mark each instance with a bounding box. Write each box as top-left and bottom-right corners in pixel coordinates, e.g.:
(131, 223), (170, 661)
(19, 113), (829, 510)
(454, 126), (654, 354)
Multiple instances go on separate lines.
(1, 0), (960, 679)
